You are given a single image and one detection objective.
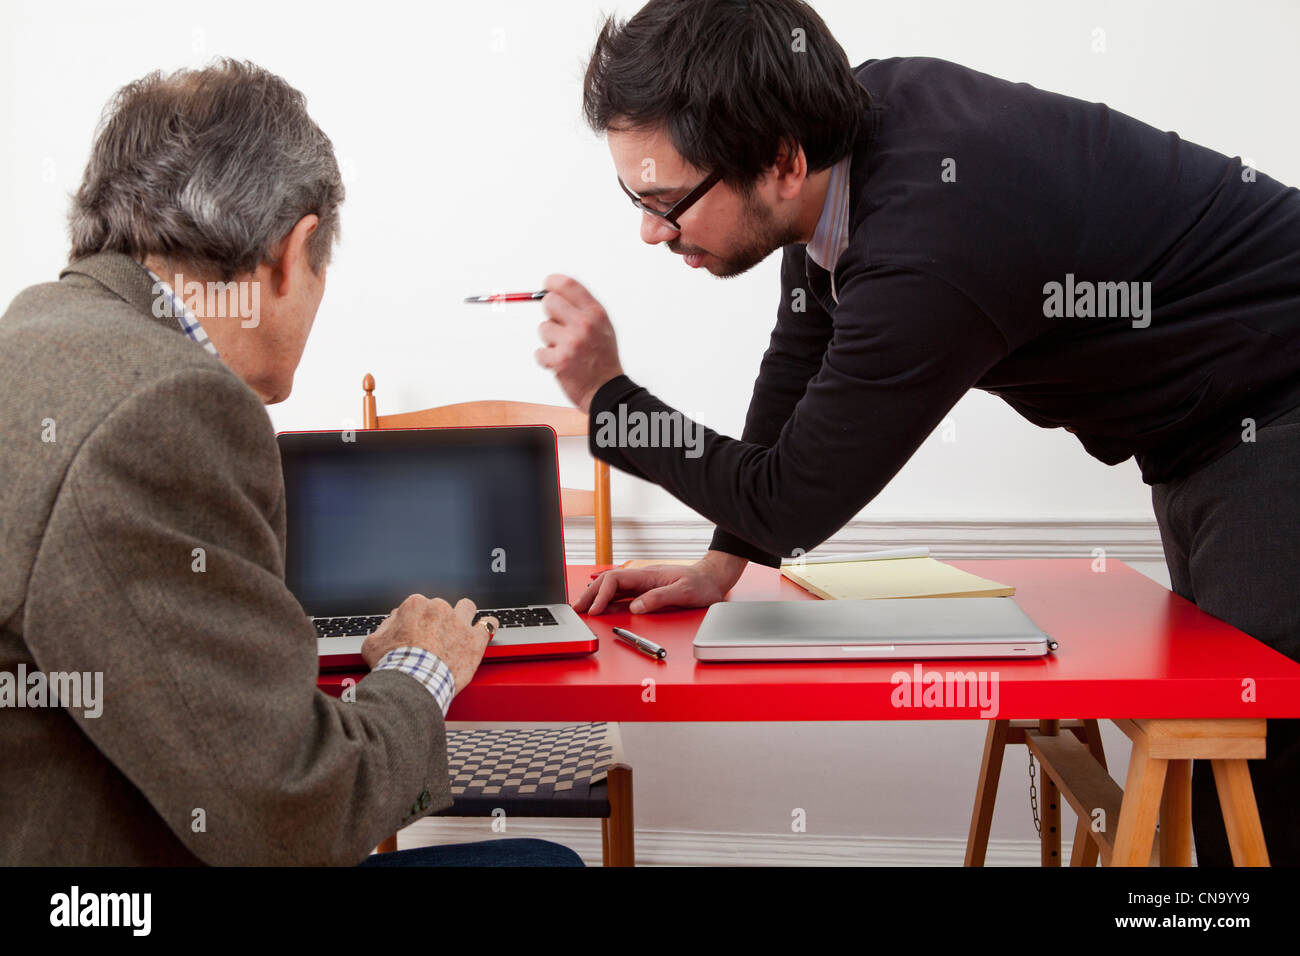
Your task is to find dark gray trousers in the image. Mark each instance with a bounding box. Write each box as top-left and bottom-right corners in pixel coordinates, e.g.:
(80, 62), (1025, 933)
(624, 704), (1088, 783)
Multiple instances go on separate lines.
(1151, 402), (1300, 866)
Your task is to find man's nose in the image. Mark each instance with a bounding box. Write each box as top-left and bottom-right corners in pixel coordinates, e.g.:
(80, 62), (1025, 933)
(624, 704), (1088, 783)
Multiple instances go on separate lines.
(639, 211), (678, 245)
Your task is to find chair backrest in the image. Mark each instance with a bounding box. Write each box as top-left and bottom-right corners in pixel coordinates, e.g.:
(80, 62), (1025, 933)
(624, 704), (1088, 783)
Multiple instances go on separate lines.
(361, 373), (612, 565)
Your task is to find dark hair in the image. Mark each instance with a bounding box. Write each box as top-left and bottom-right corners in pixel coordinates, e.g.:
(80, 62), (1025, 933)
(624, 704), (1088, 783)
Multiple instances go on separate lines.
(583, 0), (871, 190)
(69, 58), (344, 280)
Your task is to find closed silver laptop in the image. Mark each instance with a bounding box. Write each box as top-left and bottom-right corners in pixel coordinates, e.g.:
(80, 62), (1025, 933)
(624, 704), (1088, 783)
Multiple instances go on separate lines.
(692, 598), (1054, 661)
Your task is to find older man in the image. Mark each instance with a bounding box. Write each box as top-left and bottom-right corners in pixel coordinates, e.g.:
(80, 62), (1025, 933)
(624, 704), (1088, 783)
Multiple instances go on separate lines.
(0, 59), (579, 866)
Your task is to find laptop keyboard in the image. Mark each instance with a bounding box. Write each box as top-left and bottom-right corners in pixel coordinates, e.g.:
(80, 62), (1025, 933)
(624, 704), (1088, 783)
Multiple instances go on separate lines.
(473, 607), (559, 628)
(314, 615), (388, 638)
(313, 607), (559, 639)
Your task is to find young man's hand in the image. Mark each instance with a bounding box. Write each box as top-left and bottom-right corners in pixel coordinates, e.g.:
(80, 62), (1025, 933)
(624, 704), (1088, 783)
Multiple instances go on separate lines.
(572, 551), (749, 615)
(535, 273), (624, 413)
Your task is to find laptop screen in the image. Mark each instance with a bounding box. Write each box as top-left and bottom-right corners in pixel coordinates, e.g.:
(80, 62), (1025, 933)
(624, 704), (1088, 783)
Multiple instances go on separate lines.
(279, 427), (567, 617)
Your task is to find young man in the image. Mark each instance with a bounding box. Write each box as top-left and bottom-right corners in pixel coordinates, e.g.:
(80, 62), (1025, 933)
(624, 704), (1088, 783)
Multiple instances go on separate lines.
(536, 0), (1300, 865)
(0, 59), (578, 867)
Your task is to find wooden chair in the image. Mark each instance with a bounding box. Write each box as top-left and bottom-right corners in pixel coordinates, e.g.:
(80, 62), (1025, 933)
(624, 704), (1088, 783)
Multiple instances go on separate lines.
(362, 373), (633, 865)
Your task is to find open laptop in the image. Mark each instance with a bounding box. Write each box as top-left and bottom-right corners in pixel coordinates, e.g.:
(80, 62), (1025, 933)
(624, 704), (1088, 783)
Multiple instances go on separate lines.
(692, 597), (1055, 661)
(278, 426), (598, 670)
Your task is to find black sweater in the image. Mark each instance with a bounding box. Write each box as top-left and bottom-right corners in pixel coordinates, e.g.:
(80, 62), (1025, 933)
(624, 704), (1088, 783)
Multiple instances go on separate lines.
(587, 56), (1300, 568)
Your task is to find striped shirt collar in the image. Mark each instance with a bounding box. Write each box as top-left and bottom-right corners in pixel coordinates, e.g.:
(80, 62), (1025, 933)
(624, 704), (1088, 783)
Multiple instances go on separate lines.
(145, 268), (219, 357)
(804, 154), (852, 281)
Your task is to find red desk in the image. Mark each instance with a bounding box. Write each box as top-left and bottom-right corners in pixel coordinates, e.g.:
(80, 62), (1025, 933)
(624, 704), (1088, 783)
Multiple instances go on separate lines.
(318, 559), (1300, 865)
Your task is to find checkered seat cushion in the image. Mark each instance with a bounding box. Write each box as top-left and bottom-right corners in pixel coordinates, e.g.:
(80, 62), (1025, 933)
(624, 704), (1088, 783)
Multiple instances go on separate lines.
(434, 722), (624, 818)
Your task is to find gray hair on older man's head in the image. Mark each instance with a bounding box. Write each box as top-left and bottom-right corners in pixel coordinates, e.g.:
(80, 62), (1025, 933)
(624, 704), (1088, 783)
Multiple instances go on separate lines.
(69, 58), (344, 281)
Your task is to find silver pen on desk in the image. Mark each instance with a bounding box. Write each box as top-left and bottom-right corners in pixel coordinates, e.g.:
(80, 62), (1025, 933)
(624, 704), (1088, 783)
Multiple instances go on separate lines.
(612, 627), (667, 660)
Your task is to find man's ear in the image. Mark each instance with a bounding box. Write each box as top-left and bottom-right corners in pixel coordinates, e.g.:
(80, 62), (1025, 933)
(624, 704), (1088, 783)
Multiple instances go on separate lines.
(770, 139), (808, 200)
(270, 214), (321, 297)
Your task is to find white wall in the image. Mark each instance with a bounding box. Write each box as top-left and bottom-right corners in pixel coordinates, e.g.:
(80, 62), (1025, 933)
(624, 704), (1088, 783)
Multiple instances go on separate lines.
(3, 0), (1288, 862)
(5, 0), (1298, 523)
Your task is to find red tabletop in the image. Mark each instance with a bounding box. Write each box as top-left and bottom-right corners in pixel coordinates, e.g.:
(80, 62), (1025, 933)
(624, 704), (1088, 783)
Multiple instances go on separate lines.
(317, 559), (1300, 721)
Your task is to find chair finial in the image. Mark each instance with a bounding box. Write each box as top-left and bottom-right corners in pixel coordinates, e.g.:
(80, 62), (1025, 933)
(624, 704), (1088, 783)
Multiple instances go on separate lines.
(363, 373), (375, 395)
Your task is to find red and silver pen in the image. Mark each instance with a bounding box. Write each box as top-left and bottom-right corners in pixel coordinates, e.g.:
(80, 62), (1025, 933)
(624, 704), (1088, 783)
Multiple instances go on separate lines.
(463, 290), (548, 304)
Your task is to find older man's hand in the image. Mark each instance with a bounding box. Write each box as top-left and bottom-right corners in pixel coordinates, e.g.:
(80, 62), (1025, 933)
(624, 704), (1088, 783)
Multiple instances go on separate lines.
(535, 274), (624, 413)
(362, 595), (497, 699)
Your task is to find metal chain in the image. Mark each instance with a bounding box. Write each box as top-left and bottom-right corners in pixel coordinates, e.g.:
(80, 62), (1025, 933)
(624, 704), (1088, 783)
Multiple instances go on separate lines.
(1028, 743), (1153, 839)
(1027, 738), (1159, 841)
(1028, 751), (1040, 835)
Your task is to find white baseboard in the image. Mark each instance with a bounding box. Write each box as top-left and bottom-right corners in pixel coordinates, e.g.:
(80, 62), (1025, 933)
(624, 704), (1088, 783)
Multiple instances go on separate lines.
(560, 516), (1166, 563)
(395, 818), (1046, 867)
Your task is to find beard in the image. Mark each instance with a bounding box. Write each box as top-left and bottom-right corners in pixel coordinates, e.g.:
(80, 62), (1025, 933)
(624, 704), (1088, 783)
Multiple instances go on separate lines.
(670, 186), (802, 278)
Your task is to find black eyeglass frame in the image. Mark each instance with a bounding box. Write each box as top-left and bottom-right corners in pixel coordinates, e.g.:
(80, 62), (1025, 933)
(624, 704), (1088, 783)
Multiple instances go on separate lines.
(617, 169), (723, 231)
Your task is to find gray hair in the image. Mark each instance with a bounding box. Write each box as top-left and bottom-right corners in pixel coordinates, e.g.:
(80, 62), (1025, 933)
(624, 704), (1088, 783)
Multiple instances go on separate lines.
(69, 58), (344, 280)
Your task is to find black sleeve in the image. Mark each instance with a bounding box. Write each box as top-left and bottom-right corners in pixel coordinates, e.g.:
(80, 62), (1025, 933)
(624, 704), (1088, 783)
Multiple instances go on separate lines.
(707, 246), (835, 566)
(587, 262), (1010, 560)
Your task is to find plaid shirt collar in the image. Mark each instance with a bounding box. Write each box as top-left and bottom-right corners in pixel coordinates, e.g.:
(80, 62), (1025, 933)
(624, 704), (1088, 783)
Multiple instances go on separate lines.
(145, 268), (219, 357)
(805, 154), (852, 282)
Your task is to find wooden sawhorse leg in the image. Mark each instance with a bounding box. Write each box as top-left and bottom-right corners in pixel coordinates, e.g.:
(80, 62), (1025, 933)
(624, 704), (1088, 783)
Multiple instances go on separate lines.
(964, 719), (1009, 866)
(989, 719), (1269, 867)
(1211, 758), (1270, 865)
(1069, 719), (1106, 867)
(964, 718), (1270, 866)
(965, 719), (1095, 866)
(1038, 720), (1062, 865)
(1109, 730), (1168, 865)
(1110, 720), (1269, 866)
(1159, 758), (1193, 866)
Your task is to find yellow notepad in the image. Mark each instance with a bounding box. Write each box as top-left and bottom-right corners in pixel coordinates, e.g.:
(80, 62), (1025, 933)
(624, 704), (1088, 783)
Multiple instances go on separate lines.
(780, 556), (1015, 600)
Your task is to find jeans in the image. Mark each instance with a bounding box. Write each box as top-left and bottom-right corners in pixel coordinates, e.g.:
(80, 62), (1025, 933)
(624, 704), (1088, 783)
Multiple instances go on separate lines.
(1151, 402), (1300, 866)
(357, 838), (584, 867)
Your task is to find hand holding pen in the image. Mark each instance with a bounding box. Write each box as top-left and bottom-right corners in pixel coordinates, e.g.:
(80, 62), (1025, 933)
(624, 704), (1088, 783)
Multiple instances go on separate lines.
(465, 276), (625, 414)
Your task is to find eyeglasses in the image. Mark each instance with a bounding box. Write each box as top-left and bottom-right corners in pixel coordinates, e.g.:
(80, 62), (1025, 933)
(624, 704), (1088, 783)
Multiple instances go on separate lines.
(617, 169), (722, 232)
